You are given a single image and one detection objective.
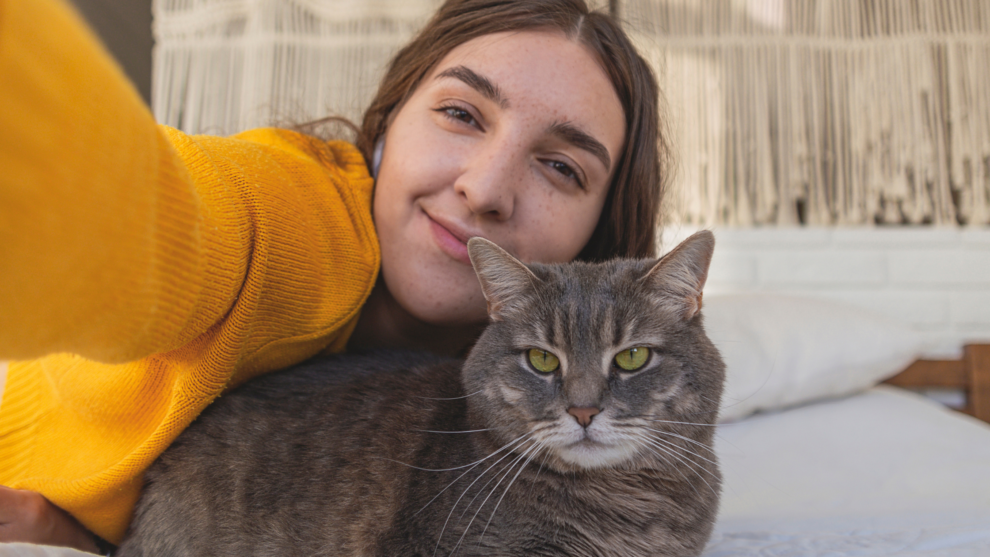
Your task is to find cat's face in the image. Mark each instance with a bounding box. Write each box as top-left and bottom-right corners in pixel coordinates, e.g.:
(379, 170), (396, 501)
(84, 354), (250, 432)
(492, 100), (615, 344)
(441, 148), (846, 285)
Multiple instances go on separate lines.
(464, 232), (724, 473)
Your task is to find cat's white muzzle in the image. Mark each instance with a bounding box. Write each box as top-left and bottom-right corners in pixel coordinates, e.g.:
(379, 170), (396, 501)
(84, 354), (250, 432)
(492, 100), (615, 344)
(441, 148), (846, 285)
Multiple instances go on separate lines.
(554, 417), (639, 469)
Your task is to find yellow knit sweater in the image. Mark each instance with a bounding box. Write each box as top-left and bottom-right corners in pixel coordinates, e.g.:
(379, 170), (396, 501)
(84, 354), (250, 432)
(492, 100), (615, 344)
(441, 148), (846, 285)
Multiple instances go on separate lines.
(0, 0), (380, 543)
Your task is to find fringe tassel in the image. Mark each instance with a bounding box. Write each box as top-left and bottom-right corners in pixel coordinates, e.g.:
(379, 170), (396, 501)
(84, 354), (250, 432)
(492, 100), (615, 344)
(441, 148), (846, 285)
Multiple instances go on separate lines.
(152, 0), (442, 135)
(623, 0), (990, 226)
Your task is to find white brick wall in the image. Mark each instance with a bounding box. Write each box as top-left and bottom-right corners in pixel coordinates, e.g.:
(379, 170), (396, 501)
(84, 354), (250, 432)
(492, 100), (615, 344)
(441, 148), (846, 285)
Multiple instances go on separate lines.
(661, 227), (990, 358)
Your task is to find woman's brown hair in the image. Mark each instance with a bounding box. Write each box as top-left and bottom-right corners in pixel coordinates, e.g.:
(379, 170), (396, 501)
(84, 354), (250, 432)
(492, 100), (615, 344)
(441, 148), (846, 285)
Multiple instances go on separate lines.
(358, 0), (669, 261)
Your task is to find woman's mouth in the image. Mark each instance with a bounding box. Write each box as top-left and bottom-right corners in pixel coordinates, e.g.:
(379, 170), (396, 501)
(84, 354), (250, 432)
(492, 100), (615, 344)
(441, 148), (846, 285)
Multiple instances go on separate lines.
(428, 214), (472, 265)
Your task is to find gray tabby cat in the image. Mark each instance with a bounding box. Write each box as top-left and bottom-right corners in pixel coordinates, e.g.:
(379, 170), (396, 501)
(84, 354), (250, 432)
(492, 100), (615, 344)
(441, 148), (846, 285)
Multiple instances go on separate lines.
(116, 230), (724, 557)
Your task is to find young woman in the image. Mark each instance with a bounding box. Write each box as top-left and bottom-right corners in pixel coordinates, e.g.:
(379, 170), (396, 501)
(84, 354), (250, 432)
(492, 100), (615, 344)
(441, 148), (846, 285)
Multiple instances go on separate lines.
(0, 0), (669, 551)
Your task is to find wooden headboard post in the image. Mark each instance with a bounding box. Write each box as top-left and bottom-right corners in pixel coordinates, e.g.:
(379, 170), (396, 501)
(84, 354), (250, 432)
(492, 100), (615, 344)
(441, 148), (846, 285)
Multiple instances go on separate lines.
(968, 345), (990, 423)
(885, 344), (990, 424)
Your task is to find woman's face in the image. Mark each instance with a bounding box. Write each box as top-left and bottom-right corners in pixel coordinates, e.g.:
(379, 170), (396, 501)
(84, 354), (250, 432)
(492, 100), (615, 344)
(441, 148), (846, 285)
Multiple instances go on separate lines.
(374, 30), (626, 326)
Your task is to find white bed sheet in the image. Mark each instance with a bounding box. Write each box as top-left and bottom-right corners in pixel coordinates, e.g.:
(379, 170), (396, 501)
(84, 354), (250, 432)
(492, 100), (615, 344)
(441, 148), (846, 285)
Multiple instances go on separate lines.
(706, 385), (990, 556)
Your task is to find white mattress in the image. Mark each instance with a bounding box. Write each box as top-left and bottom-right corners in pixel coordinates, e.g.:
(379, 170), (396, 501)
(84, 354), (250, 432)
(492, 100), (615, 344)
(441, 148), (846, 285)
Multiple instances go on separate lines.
(705, 385), (990, 556)
(3, 387), (989, 557)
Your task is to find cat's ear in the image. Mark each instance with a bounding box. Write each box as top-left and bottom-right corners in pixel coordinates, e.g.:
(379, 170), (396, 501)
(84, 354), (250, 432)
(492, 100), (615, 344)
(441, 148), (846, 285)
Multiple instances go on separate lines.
(641, 230), (715, 321)
(468, 238), (541, 321)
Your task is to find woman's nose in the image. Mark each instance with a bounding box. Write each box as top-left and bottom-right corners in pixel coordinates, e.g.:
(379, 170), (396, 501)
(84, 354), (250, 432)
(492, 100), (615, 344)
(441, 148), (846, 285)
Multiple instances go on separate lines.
(453, 144), (520, 221)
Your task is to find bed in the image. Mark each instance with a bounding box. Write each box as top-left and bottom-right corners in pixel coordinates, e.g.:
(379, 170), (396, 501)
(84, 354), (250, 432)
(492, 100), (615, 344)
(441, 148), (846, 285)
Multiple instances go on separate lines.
(2, 296), (989, 557)
(700, 295), (990, 556)
(706, 383), (990, 556)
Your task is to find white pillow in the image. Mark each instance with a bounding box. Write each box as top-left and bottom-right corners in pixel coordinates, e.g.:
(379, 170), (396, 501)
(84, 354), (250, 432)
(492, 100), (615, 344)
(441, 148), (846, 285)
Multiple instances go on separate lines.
(702, 294), (924, 422)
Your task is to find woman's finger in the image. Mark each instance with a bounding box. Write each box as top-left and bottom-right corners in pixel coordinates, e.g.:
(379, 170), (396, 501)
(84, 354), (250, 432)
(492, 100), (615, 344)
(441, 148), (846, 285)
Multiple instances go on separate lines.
(0, 486), (99, 553)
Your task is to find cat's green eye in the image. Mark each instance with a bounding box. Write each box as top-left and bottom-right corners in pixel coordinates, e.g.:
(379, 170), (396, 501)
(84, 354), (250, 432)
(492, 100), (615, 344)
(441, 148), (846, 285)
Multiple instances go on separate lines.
(614, 347), (650, 371)
(527, 349), (560, 374)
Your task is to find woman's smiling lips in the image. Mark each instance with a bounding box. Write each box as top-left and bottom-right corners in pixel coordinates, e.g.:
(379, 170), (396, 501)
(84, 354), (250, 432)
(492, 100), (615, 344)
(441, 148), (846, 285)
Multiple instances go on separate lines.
(427, 212), (475, 265)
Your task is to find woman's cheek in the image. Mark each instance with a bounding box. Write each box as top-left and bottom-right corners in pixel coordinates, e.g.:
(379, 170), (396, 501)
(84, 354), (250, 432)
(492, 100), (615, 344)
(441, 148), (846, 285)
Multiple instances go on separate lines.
(516, 194), (601, 264)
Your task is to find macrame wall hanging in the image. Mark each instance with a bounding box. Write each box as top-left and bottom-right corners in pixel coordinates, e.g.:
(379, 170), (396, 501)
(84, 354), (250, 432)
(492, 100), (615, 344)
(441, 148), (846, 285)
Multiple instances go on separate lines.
(622, 0), (990, 226)
(152, 0), (990, 226)
(153, 0), (444, 135)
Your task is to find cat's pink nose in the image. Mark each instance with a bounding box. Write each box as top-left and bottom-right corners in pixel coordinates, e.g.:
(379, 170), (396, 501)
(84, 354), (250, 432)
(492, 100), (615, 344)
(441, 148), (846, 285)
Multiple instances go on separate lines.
(567, 406), (600, 427)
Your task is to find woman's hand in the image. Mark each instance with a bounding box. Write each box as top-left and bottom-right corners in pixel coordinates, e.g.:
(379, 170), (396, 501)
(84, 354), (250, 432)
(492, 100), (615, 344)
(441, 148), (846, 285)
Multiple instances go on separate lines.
(0, 486), (99, 553)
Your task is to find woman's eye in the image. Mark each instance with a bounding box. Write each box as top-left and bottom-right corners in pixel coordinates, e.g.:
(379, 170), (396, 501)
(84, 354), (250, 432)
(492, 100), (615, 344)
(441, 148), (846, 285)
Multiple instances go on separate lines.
(614, 347), (650, 371)
(527, 349), (560, 374)
(437, 105), (477, 127)
(544, 159), (584, 189)
(548, 160), (576, 179)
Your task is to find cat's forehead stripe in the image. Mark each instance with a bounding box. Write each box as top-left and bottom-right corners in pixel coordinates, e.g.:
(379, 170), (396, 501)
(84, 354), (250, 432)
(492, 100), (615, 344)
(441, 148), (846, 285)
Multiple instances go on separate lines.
(551, 310), (563, 348)
(524, 261), (660, 375)
(601, 304), (616, 352)
(544, 305), (557, 347)
(611, 307), (624, 348)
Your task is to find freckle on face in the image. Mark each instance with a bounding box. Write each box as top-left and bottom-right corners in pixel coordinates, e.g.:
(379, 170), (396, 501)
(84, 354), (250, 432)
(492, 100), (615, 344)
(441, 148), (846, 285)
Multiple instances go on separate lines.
(372, 30), (626, 327)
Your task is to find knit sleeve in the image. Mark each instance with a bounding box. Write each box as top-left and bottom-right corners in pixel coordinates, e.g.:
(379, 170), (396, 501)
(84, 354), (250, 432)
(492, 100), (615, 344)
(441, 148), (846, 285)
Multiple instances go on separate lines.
(0, 0), (378, 365)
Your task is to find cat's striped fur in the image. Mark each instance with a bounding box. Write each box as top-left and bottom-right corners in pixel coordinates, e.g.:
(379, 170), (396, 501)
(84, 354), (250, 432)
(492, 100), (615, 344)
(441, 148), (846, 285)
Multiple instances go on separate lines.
(117, 231), (724, 556)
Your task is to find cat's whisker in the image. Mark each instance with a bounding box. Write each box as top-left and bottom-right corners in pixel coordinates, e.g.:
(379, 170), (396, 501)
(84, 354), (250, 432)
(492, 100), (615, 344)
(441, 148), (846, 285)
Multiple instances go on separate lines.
(522, 424), (553, 436)
(643, 418), (721, 427)
(389, 432), (530, 473)
(699, 393), (747, 410)
(640, 438), (720, 497)
(415, 434), (536, 523)
(646, 434), (719, 467)
(698, 357), (778, 409)
(621, 416), (742, 452)
(656, 407), (738, 429)
(641, 428), (717, 455)
(642, 436), (719, 480)
(635, 416), (743, 452)
(455, 451), (522, 523)
(433, 435), (535, 557)
(455, 444), (542, 554)
(415, 460), (486, 518)
(532, 441), (553, 483)
(450, 441), (541, 556)
(447, 456), (530, 557)
(455, 448), (531, 537)
(644, 447), (714, 500)
(478, 440), (546, 544)
(414, 428), (492, 434)
(414, 390), (484, 401)
(638, 444), (702, 499)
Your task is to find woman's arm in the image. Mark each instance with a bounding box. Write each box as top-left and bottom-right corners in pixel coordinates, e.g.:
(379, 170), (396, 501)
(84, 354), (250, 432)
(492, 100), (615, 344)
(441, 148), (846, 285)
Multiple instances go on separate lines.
(0, 0), (241, 364)
(0, 0), (378, 546)
(0, 0), (231, 548)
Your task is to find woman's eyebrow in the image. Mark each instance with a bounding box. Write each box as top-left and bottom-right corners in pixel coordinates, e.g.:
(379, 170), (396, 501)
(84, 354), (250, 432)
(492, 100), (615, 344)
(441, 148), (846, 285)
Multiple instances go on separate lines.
(547, 121), (611, 172)
(434, 65), (611, 172)
(435, 65), (509, 109)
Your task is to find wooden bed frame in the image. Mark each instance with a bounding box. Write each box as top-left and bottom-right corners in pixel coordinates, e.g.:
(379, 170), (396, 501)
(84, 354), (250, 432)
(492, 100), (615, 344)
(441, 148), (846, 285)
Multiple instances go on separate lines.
(884, 344), (990, 424)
